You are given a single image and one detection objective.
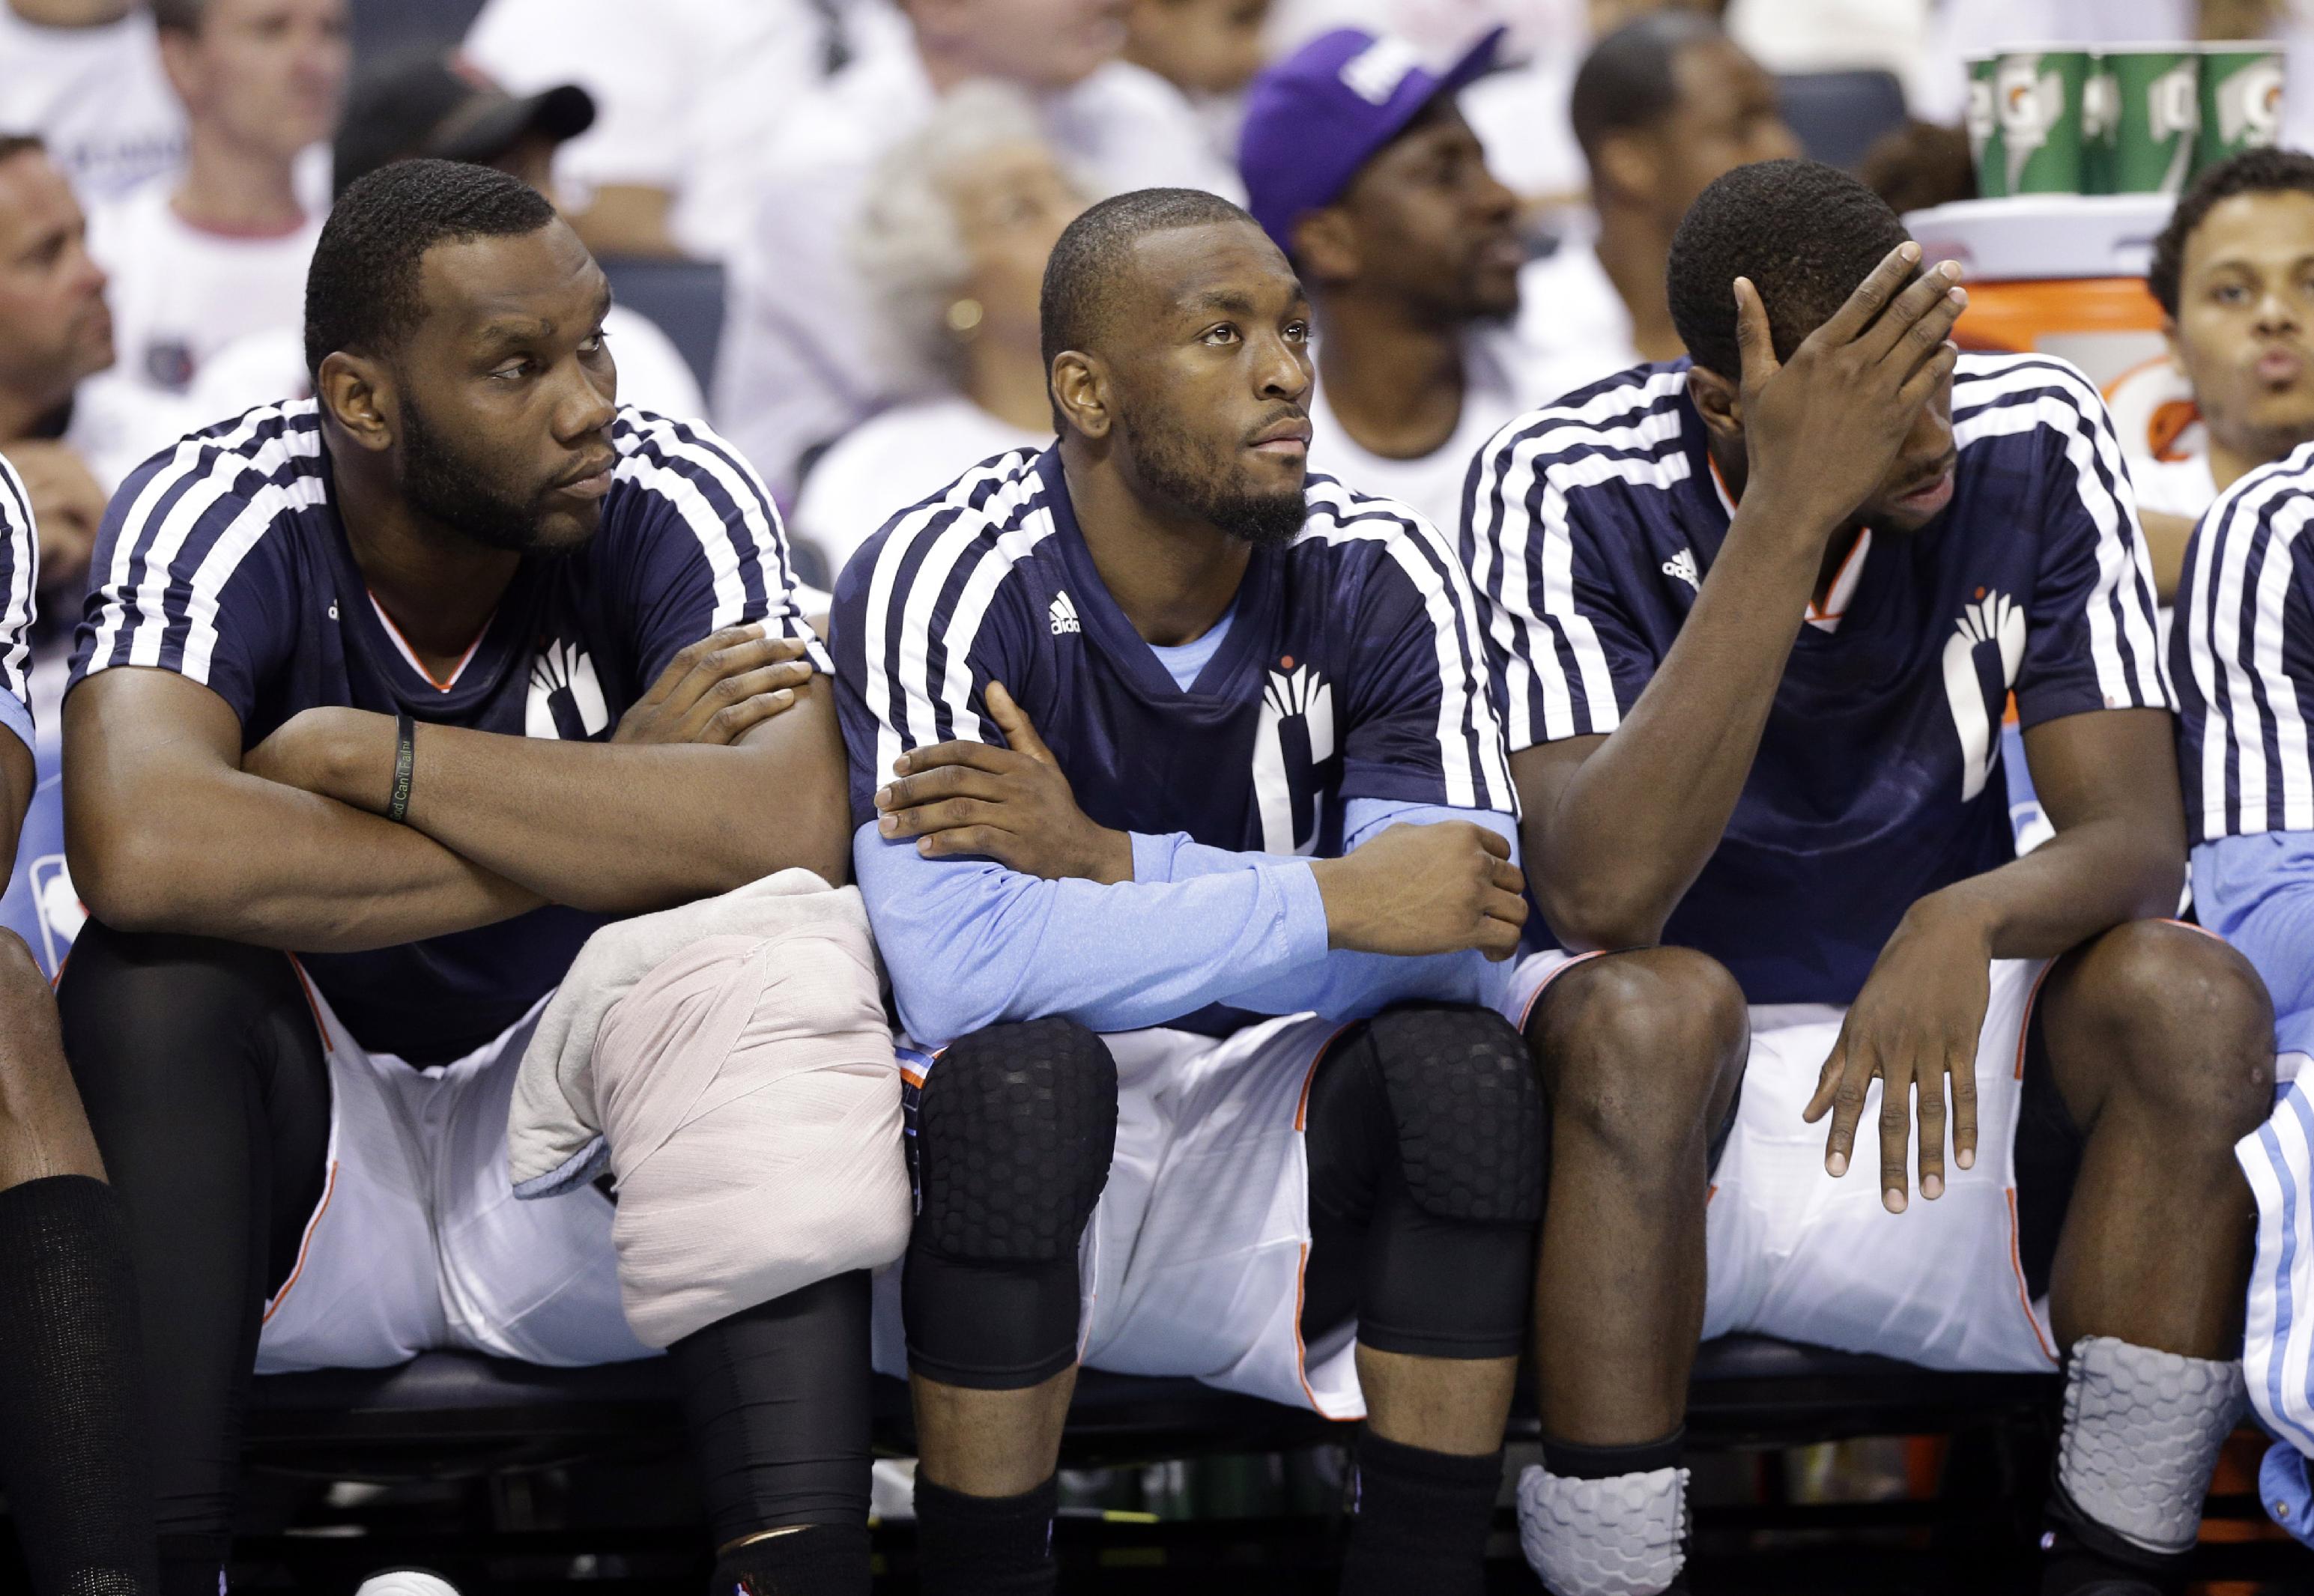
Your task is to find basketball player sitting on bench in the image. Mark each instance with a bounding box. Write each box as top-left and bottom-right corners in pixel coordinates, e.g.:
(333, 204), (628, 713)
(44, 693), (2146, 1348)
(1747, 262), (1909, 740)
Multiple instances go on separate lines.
(1467, 158), (2278, 1596)
(834, 188), (1561, 1596)
(56, 161), (873, 1596)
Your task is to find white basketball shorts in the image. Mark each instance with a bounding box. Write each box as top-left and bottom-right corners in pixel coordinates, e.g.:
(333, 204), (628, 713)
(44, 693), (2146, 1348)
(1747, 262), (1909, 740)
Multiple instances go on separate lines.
(876, 1013), (1369, 1420)
(1504, 948), (2063, 1374)
(255, 967), (655, 1374)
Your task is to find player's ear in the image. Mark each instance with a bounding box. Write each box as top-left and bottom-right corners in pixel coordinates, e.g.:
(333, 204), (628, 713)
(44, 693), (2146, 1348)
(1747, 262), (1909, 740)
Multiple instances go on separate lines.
(1290, 207), (1357, 287)
(317, 351), (397, 453)
(1686, 365), (1743, 440)
(1594, 131), (1659, 208)
(1051, 351), (1112, 441)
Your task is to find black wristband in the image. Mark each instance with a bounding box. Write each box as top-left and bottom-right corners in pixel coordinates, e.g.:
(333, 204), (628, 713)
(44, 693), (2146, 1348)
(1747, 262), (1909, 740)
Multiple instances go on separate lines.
(388, 708), (416, 825)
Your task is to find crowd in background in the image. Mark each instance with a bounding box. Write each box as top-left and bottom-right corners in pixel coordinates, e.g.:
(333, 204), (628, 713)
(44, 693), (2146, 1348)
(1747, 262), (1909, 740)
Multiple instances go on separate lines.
(0, 0), (2311, 607)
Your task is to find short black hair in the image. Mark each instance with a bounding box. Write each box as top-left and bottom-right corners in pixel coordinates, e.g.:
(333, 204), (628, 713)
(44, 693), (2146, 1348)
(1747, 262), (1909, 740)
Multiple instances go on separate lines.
(2147, 147), (2314, 318)
(1569, 11), (1723, 166)
(1667, 157), (1909, 380)
(0, 133), (41, 166)
(148, 0), (204, 34)
(1039, 186), (1262, 376)
(303, 158), (557, 383)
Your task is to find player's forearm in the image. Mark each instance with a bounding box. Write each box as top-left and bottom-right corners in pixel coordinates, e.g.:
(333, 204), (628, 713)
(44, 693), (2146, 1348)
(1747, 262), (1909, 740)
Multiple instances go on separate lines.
(287, 698), (852, 911)
(1532, 505), (1826, 947)
(70, 766), (539, 950)
(1912, 818), (2184, 965)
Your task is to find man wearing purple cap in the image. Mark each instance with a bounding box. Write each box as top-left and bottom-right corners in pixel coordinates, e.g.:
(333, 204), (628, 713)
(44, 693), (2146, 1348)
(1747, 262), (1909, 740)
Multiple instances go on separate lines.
(1238, 28), (1536, 535)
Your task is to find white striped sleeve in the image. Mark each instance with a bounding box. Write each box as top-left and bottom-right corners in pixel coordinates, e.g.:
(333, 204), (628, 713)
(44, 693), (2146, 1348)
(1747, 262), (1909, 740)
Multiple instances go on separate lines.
(1461, 380), (1688, 754)
(2175, 448), (2314, 841)
(0, 455), (37, 753)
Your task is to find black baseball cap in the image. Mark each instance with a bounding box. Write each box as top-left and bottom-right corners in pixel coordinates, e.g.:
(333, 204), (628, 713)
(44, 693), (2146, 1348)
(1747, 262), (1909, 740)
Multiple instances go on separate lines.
(334, 51), (596, 199)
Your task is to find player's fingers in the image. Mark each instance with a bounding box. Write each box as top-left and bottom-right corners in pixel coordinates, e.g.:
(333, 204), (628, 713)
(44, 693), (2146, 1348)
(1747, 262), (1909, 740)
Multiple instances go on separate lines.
(1814, 241), (1921, 350)
(1856, 257), (1962, 365)
(1825, 1046), (1877, 1180)
(1488, 855), (1527, 896)
(891, 738), (1016, 780)
(1803, 1031), (1850, 1123)
(1916, 1059), (1948, 1202)
(1476, 913), (1523, 962)
(1877, 1046), (1913, 1213)
(641, 623), (761, 706)
(1891, 279), (1968, 377)
(1950, 1045), (1980, 1171)
(1482, 886), (1529, 930)
(876, 766), (1002, 816)
(670, 630), (792, 709)
(883, 797), (1005, 839)
(1897, 341), (1961, 412)
(700, 688), (796, 745)
(682, 660), (814, 729)
(1732, 277), (1780, 390)
(1470, 824), (1512, 860)
(917, 825), (1010, 863)
(984, 681), (1055, 764)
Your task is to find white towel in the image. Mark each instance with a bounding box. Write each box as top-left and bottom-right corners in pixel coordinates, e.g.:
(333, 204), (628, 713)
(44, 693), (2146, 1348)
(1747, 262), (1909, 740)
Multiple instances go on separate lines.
(509, 870), (912, 1346)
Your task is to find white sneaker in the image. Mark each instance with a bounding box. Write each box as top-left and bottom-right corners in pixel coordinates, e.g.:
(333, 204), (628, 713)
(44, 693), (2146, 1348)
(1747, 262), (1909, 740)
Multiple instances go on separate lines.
(353, 1572), (462, 1596)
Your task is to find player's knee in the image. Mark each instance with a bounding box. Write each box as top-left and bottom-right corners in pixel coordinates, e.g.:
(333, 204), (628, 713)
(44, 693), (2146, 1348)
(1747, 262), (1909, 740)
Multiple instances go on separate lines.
(2084, 922), (2274, 1141)
(1365, 1002), (1547, 1225)
(1535, 947), (1747, 1143)
(912, 1016), (1118, 1264)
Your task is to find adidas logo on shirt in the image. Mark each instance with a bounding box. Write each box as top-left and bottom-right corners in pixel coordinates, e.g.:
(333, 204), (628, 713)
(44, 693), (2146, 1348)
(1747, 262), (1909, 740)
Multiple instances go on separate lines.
(1661, 547), (1700, 592)
(1050, 590), (1081, 636)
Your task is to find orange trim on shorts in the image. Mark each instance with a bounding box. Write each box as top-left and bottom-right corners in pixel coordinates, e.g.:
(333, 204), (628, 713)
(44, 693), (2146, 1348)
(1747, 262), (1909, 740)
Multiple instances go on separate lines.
(285, 956), (334, 1055)
(1515, 948), (1611, 1033)
(2005, 959), (2062, 1365)
(260, 1157), (339, 1325)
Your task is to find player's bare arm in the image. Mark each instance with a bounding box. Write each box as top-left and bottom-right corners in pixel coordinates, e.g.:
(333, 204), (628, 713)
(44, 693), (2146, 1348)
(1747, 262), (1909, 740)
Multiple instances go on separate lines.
(1516, 243), (1966, 949)
(1806, 706), (2189, 1211)
(65, 667), (542, 950)
(240, 627), (852, 910)
(879, 682), (1527, 959)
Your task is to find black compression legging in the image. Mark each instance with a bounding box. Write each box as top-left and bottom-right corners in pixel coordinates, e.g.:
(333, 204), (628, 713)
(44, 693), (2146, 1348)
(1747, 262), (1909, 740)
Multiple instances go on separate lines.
(57, 920), (870, 1580)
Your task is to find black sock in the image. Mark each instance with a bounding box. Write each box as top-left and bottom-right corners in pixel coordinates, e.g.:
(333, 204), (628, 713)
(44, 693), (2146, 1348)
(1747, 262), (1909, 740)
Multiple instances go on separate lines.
(1542, 1426), (1685, 1480)
(0, 1175), (156, 1596)
(1339, 1429), (1503, 1596)
(912, 1475), (1058, 1596)
(711, 1524), (871, 1596)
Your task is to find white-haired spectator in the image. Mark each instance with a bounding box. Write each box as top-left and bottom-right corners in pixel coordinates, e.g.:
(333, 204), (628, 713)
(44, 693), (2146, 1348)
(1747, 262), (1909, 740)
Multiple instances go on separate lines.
(715, 0), (1240, 501)
(0, 0), (185, 204)
(792, 82), (1080, 579)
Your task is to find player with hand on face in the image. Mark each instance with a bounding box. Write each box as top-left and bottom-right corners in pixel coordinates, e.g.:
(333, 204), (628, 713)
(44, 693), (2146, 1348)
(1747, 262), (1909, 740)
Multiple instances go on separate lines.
(1468, 159), (2277, 1596)
(57, 160), (871, 1596)
(835, 188), (1577, 1596)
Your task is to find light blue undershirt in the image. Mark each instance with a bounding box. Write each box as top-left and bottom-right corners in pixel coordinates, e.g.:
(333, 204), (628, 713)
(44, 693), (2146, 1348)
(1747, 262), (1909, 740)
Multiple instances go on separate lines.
(2192, 831), (2314, 1059)
(856, 602), (1519, 1043)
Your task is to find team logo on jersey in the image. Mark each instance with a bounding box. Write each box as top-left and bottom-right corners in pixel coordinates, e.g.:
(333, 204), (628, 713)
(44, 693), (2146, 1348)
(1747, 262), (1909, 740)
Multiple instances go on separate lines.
(1049, 590), (1081, 636)
(1662, 547), (1700, 592)
(1942, 590), (2026, 801)
(527, 639), (611, 741)
(1254, 662), (1336, 855)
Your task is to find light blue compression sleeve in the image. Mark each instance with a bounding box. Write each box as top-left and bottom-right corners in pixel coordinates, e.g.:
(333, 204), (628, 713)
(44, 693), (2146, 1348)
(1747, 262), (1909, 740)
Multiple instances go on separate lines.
(2193, 831), (2314, 1058)
(858, 797), (1521, 1044)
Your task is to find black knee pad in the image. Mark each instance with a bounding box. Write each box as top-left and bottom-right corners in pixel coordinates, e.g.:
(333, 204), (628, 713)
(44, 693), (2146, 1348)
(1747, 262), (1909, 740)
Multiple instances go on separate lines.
(1364, 1003), (1547, 1226)
(912, 1016), (1117, 1263)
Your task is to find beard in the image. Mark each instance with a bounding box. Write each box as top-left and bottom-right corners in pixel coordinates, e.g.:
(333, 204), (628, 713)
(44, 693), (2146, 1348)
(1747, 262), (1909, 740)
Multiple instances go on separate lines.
(1121, 395), (1309, 548)
(399, 392), (560, 554)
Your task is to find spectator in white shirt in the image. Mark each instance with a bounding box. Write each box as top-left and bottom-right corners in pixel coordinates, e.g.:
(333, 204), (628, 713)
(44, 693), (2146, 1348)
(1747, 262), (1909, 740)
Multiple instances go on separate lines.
(1242, 27), (1543, 531)
(1517, 10), (1796, 399)
(74, 0), (345, 455)
(0, 0), (184, 204)
(0, 136), (113, 599)
(184, 52), (709, 428)
(793, 83), (1081, 580)
(715, 0), (1241, 500)
(461, 0), (909, 264)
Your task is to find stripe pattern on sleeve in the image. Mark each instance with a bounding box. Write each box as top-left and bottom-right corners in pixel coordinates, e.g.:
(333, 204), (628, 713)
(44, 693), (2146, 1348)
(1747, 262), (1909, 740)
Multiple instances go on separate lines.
(1462, 365), (1692, 752)
(0, 455), (38, 720)
(2178, 442), (2314, 841)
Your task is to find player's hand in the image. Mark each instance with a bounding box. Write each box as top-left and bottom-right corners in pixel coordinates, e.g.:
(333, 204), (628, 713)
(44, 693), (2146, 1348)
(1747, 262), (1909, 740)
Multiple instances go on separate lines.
(1310, 821), (1527, 962)
(1733, 242), (1966, 539)
(613, 623), (814, 746)
(1802, 894), (1993, 1213)
(875, 682), (1133, 885)
(3, 439), (104, 598)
